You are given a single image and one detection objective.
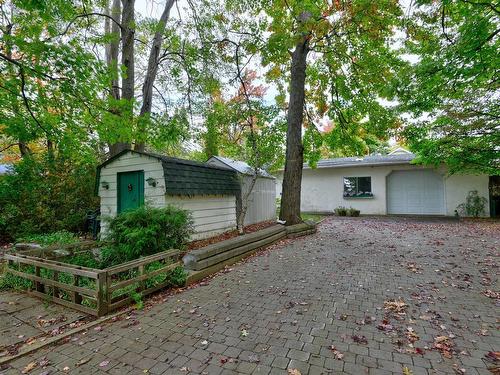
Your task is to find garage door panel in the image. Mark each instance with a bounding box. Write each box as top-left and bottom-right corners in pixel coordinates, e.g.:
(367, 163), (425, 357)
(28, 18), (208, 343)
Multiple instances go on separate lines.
(387, 170), (445, 215)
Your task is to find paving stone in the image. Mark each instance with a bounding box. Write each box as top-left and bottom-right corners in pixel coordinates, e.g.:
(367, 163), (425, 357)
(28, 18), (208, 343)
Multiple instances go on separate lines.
(286, 349), (310, 362)
(271, 356), (289, 369)
(5, 217), (498, 375)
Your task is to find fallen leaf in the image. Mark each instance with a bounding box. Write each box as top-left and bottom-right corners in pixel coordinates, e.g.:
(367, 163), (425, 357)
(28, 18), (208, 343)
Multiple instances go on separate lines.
(22, 362), (37, 374)
(288, 369), (301, 375)
(241, 329), (248, 337)
(403, 366), (413, 375)
(329, 345), (344, 360)
(484, 351), (500, 363)
(76, 357), (91, 366)
(99, 360), (110, 367)
(351, 335), (368, 345)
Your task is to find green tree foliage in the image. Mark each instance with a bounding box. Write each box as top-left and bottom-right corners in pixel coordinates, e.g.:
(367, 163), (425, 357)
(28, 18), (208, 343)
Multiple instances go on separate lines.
(0, 155), (98, 241)
(200, 72), (286, 172)
(226, 0), (403, 163)
(0, 1), (109, 160)
(226, 0), (404, 223)
(398, 0), (500, 174)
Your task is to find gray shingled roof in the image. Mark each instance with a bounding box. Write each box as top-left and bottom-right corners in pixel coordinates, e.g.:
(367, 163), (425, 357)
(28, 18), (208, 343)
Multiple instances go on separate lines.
(208, 156), (275, 179)
(304, 153), (416, 169)
(96, 150), (240, 196)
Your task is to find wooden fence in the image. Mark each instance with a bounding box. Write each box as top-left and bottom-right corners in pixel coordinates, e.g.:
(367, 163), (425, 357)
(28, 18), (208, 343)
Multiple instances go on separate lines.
(4, 249), (181, 317)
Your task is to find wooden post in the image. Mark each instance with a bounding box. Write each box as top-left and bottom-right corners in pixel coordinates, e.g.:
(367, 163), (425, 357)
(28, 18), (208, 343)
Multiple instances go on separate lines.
(53, 270), (59, 298)
(138, 264), (145, 292)
(106, 272), (111, 313)
(35, 266), (44, 293)
(97, 272), (108, 317)
(73, 275), (82, 305)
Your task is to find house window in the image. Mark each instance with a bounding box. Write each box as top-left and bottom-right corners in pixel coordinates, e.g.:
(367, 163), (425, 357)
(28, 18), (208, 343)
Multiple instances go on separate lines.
(343, 177), (373, 198)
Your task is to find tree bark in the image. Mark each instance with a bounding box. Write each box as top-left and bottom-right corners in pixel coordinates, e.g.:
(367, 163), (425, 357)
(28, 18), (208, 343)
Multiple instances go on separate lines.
(106, 0), (125, 157)
(108, 0), (121, 102)
(279, 36), (310, 225)
(110, 0), (135, 155)
(134, 0), (176, 152)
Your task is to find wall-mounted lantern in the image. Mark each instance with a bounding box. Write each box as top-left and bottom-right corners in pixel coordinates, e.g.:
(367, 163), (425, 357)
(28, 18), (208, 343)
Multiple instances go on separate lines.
(146, 177), (157, 187)
(101, 181), (110, 190)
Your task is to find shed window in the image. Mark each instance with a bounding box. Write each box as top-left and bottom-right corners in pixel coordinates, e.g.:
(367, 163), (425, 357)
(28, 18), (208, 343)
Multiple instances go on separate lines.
(343, 177), (373, 198)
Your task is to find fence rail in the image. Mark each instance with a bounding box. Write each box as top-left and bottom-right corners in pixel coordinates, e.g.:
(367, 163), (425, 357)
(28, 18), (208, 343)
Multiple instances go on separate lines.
(4, 249), (182, 317)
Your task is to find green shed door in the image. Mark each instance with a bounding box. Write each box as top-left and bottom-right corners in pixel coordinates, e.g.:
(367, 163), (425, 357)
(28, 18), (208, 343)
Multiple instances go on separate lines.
(117, 171), (144, 213)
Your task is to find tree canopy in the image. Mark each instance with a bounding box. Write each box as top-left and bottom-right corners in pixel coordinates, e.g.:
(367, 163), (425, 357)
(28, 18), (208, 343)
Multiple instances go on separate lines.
(398, 0), (499, 175)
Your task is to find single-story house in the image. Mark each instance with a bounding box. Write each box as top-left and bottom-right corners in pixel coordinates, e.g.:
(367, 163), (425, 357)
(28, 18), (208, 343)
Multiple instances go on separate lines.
(206, 156), (276, 226)
(95, 150), (240, 239)
(275, 149), (496, 217)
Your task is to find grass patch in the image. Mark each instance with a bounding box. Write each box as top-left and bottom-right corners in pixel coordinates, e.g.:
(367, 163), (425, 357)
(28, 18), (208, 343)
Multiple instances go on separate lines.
(301, 213), (326, 223)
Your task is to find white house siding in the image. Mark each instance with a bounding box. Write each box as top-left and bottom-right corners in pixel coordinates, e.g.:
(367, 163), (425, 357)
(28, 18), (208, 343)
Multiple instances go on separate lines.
(275, 165), (489, 216)
(241, 176), (276, 225)
(98, 152), (166, 232)
(165, 195), (237, 240)
(206, 157), (277, 225)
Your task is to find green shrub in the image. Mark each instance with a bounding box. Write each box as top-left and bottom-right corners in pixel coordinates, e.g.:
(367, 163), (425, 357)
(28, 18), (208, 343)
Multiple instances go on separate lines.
(17, 230), (78, 246)
(100, 205), (193, 267)
(64, 252), (100, 269)
(456, 190), (488, 217)
(0, 155), (98, 241)
(334, 206), (348, 216)
(0, 272), (33, 291)
(347, 207), (360, 217)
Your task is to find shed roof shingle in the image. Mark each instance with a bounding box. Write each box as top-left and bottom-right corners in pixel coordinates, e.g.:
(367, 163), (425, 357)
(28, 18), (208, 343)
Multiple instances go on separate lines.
(96, 150), (240, 196)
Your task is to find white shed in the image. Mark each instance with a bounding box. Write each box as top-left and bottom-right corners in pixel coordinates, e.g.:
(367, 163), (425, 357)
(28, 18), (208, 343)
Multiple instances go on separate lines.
(206, 156), (276, 226)
(95, 150), (240, 239)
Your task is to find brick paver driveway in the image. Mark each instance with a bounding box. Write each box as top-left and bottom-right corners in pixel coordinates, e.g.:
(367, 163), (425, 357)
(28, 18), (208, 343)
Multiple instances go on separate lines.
(3, 217), (499, 375)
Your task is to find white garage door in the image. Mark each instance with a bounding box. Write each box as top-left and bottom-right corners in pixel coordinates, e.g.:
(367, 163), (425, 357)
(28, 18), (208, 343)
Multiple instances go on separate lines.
(387, 170), (445, 215)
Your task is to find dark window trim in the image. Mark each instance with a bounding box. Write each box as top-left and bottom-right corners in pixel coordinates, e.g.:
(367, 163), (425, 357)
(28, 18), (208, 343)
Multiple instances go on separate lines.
(342, 176), (373, 199)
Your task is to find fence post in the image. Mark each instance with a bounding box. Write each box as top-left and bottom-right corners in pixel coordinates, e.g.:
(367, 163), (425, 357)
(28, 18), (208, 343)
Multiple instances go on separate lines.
(97, 271), (108, 317)
(53, 270), (59, 298)
(35, 266), (44, 293)
(73, 275), (82, 305)
(138, 264), (145, 293)
(106, 272), (111, 315)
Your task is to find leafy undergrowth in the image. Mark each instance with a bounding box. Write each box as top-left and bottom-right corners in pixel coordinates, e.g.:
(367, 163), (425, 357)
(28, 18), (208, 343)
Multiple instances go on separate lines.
(16, 230), (79, 247)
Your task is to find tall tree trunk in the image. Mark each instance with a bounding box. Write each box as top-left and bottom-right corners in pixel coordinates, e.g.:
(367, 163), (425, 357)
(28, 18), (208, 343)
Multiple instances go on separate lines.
(134, 0), (176, 152)
(108, 0), (121, 102)
(106, 0), (124, 157)
(110, 0), (135, 155)
(5, 22), (32, 158)
(279, 36), (309, 225)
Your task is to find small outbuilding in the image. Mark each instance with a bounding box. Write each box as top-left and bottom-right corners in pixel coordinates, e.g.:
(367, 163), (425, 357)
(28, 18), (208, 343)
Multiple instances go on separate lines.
(207, 156), (277, 226)
(95, 150), (240, 239)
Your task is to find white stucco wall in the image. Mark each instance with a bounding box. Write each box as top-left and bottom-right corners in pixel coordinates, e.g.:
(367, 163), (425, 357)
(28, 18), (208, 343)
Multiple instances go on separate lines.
(275, 164), (490, 216)
(444, 174), (490, 216)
